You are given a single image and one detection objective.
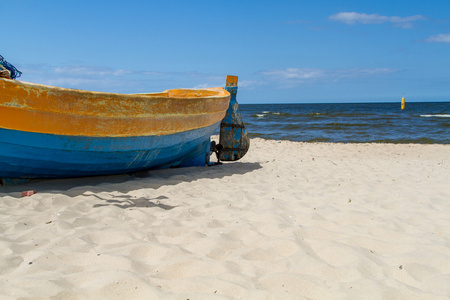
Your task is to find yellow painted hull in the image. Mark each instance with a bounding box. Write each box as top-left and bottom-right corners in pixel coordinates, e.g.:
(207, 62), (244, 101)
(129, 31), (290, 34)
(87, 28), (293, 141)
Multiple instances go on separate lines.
(0, 79), (230, 137)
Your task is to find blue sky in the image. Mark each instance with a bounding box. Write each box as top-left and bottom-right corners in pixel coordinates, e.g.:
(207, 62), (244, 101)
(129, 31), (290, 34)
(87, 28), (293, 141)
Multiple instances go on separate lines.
(2, 0), (450, 103)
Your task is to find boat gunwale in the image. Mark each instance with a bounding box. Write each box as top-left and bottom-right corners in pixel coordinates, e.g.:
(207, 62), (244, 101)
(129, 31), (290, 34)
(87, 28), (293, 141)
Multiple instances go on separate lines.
(1, 78), (230, 99)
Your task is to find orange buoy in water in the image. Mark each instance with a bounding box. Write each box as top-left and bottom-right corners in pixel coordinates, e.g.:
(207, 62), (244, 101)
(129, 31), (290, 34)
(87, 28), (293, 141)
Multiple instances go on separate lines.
(401, 93), (405, 110)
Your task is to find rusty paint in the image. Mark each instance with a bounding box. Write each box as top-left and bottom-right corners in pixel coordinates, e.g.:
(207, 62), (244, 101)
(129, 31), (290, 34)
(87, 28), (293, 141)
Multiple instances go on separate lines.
(225, 75), (238, 88)
(218, 75), (250, 161)
(0, 79), (230, 137)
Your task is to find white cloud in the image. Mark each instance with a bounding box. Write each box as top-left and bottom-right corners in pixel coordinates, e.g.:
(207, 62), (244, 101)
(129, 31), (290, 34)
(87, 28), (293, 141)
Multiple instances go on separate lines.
(259, 67), (398, 87)
(329, 12), (425, 28)
(424, 33), (450, 43)
(44, 78), (111, 87)
(333, 68), (398, 77)
(193, 83), (212, 89)
(54, 66), (132, 77)
(261, 68), (326, 80)
(238, 80), (264, 89)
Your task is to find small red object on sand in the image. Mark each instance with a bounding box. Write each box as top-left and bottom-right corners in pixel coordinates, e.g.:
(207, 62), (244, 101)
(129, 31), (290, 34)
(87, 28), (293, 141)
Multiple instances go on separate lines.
(21, 190), (36, 197)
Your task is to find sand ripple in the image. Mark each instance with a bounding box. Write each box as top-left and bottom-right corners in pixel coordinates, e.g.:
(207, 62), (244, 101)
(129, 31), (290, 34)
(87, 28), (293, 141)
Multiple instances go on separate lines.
(1, 139), (449, 299)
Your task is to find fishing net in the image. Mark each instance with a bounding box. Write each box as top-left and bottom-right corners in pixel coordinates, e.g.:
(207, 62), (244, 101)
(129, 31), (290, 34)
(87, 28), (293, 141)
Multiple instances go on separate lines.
(0, 55), (22, 79)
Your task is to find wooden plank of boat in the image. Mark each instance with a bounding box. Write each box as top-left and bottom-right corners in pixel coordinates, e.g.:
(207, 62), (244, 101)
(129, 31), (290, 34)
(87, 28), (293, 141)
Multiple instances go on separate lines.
(0, 78), (231, 181)
(218, 75), (250, 161)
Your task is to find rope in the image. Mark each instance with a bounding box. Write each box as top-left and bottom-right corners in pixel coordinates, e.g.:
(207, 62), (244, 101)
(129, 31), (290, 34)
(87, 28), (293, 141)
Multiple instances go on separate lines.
(0, 55), (22, 79)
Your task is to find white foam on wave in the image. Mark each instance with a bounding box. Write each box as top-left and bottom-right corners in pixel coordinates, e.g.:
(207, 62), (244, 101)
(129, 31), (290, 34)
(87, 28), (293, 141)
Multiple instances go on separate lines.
(420, 114), (450, 118)
(256, 114), (265, 118)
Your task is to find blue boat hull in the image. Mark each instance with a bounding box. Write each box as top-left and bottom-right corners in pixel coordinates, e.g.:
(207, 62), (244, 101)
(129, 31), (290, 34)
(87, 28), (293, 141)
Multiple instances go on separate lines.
(0, 123), (218, 180)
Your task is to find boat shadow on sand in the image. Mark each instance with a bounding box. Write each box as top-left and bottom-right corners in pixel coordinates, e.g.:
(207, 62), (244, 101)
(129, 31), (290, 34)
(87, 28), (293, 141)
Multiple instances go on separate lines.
(0, 162), (261, 210)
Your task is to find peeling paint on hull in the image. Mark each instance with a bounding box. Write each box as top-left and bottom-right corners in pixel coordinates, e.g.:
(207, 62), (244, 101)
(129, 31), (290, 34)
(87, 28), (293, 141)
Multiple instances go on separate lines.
(0, 78), (230, 180)
(0, 125), (215, 179)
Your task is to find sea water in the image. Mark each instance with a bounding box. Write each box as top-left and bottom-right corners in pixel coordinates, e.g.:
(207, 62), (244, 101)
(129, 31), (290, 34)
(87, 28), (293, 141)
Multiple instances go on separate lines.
(237, 102), (450, 144)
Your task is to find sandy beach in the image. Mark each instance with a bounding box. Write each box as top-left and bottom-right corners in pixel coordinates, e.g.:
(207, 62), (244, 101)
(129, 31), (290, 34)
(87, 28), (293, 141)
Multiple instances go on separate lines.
(1, 137), (449, 299)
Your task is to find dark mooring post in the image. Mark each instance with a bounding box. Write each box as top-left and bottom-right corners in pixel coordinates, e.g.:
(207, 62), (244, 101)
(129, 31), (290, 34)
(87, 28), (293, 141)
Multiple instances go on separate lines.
(218, 75), (250, 161)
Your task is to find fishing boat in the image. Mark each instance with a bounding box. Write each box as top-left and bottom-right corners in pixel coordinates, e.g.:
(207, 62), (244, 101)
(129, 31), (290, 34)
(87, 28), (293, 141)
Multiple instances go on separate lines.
(0, 71), (249, 183)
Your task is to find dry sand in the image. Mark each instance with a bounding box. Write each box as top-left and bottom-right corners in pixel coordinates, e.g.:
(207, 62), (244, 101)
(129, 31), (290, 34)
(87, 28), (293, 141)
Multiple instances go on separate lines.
(1, 137), (449, 299)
